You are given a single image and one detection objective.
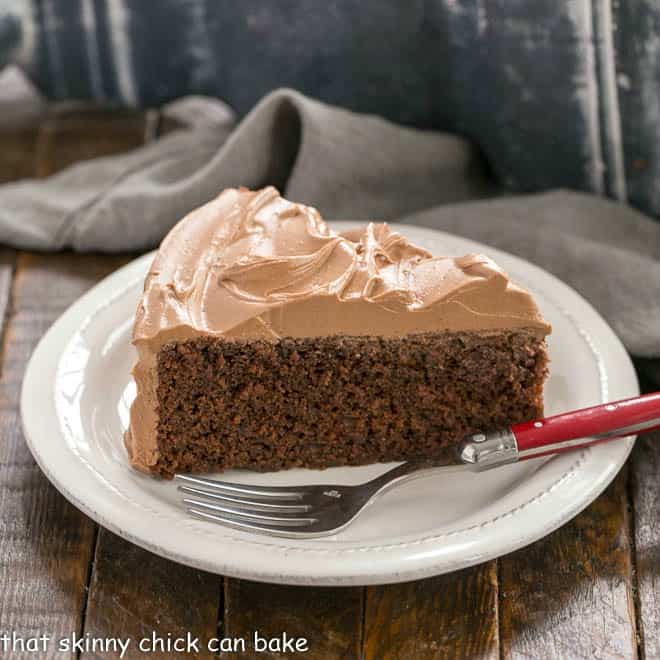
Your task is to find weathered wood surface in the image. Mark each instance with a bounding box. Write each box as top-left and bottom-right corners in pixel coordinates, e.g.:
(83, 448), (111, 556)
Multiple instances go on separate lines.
(0, 251), (124, 657)
(631, 430), (660, 659)
(0, 127), (39, 183)
(224, 580), (363, 659)
(364, 564), (499, 660)
(0, 107), (655, 659)
(499, 471), (637, 659)
(35, 108), (150, 177)
(82, 531), (222, 660)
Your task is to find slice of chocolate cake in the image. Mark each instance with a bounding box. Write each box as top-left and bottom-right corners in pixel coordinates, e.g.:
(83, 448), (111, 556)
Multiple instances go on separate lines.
(126, 187), (550, 478)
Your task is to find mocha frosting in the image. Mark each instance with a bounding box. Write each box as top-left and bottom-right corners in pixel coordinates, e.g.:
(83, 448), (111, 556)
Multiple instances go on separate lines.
(126, 186), (550, 471)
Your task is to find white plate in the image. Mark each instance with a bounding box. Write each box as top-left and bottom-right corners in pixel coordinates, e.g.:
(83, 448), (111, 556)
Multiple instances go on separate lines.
(21, 224), (638, 586)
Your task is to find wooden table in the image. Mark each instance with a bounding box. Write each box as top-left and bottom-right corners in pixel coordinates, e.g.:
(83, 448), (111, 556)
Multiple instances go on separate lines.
(0, 108), (658, 660)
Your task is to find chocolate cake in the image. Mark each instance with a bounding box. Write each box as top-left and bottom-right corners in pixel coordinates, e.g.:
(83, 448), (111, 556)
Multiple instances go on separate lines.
(126, 187), (550, 478)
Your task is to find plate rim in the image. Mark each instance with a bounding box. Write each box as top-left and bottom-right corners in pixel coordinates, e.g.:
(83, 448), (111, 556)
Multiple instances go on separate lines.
(20, 224), (638, 585)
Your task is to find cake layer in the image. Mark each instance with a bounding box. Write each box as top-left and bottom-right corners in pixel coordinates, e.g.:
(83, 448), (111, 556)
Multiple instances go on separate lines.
(140, 330), (548, 478)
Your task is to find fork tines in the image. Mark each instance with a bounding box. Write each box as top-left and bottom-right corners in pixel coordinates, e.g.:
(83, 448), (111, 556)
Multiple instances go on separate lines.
(175, 474), (322, 535)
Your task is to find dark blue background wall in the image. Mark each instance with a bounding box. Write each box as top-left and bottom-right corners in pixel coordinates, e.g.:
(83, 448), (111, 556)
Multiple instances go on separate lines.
(2, 0), (659, 220)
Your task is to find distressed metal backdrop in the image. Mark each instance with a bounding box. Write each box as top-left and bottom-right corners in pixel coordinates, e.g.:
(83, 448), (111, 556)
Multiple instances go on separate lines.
(0, 0), (658, 219)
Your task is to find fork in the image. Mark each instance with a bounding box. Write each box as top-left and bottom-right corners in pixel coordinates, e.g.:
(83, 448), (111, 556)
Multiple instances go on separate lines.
(176, 391), (660, 538)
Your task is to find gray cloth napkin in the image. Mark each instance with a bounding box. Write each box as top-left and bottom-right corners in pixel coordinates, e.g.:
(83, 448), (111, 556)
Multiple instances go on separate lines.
(0, 89), (658, 362)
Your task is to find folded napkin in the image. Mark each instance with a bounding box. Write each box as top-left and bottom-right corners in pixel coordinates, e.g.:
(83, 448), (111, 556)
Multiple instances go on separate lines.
(0, 89), (658, 364)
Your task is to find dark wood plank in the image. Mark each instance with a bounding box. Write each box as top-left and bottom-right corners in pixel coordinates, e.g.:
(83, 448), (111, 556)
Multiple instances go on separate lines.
(82, 531), (221, 660)
(499, 471), (637, 659)
(363, 563), (499, 659)
(0, 128), (40, 183)
(0, 249), (14, 323)
(223, 579), (363, 659)
(35, 108), (148, 178)
(631, 429), (660, 659)
(0, 252), (126, 655)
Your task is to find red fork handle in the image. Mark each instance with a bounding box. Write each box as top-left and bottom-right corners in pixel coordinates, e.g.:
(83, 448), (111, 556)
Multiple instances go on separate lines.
(512, 391), (660, 460)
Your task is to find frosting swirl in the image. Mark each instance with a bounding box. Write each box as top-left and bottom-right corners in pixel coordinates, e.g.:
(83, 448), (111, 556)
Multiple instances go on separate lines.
(133, 186), (550, 343)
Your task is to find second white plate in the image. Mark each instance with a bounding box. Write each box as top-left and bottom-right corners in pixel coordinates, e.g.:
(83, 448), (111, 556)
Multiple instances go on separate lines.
(21, 223), (637, 585)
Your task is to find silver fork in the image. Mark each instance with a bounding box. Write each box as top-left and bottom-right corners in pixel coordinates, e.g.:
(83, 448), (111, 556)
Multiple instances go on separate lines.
(175, 457), (461, 538)
(175, 391), (660, 538)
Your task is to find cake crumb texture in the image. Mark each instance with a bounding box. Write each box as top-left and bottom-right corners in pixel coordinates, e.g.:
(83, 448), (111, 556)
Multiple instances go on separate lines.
(152, 330), (548, 478)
